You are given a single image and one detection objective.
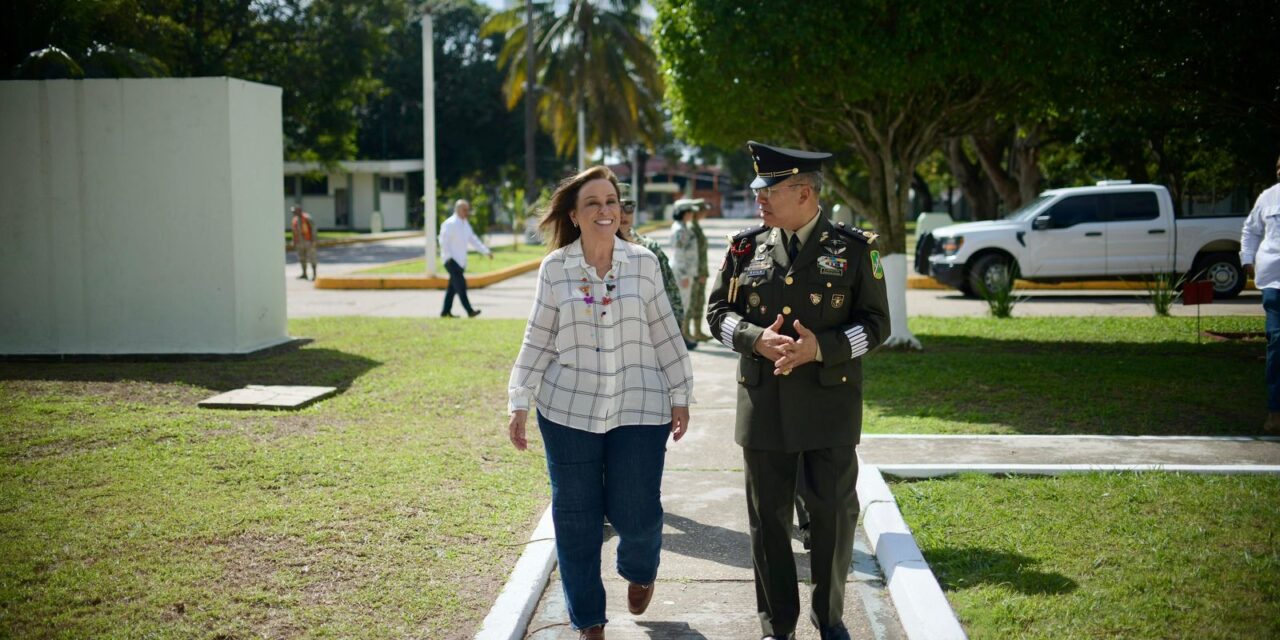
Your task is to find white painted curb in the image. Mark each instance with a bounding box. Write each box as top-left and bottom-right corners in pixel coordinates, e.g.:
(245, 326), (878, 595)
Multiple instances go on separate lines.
(858, 463), (967, 640)
(474, 505), (557, 640)
(876, 463), (1280, 478)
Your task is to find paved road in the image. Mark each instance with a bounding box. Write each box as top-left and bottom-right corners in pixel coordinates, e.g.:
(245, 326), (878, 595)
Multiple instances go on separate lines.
(285, 219), (1263, 320)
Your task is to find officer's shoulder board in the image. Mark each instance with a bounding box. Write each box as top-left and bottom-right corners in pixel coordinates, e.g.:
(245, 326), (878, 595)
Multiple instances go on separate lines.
(731, 224), (768, 242)
(833, 221), (879, 245)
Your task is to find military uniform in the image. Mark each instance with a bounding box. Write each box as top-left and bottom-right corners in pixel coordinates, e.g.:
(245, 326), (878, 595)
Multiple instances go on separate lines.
(706, 141), (890, 638)
(689, 214), (710, 336)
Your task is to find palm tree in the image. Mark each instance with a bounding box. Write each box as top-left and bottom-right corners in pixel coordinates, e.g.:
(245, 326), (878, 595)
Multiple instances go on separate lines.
(482, 0), (663, 169)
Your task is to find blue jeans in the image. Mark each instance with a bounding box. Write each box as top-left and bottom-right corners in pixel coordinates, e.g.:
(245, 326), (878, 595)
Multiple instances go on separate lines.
(1264, 288), (1280, 411)
(537, 412), (669, 630)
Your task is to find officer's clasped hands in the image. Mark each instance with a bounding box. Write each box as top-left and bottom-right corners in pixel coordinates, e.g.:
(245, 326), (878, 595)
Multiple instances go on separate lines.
(754, 314), (794, 361)
(772, 319), (818, 376)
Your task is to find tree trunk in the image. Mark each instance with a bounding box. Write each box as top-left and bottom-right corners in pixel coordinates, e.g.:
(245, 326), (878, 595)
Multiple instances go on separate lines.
(632, 146), (648, 219)
(946, 138), (999, 220)
(1012, 121), (1044, 205)
(912, 171), (934, 213)
(523, 0), (537, 243)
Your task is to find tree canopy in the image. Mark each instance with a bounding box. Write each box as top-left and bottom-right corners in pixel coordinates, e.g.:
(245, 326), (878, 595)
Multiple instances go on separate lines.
(483, 0), (664, 162)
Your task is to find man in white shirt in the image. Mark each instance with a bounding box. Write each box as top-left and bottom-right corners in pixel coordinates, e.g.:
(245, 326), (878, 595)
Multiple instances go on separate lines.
(1240, 154), (1280, 433)
(438, 199), (492, 318)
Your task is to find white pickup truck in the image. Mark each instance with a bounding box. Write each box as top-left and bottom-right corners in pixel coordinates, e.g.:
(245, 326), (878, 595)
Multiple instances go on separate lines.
(922, 182), (1247, 298)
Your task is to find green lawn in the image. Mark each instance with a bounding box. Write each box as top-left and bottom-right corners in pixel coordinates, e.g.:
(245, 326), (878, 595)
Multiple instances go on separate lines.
(0, 318), (544, 638)
(356, 244), (547, 276)
(0, 315), (1271, 636)
(892, 472), (1280, 639)
(866, 316), (1268, 435)
(285, 230), (364, 244)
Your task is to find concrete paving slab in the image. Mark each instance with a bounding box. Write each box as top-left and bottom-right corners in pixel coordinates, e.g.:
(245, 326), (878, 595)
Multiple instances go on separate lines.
(197, 385), (336, 410)
(859, 434), (1280, 466)
(527, 526), (905, 640)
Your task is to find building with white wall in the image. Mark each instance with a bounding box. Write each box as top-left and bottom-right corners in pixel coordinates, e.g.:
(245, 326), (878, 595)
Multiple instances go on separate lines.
(283, 160), (423, 231)
(0, 77), (290, 356)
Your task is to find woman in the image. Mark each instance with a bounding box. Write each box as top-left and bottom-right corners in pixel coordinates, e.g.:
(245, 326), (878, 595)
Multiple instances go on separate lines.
(507, 166), (693, 639)
(618, 186), (696, 352)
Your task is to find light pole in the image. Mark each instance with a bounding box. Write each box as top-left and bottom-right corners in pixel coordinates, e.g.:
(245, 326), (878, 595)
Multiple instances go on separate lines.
(421, 10), (438, 277)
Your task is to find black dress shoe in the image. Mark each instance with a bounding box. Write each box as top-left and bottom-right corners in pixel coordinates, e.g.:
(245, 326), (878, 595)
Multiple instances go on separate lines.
(683, 337), (698, 350)
(467, 309), (482, 317)
(818, 624), (850, 640)
(440, 311), (457, 318)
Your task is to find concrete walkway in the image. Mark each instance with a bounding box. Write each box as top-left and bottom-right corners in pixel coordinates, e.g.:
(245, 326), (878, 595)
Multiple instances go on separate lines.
(523, 341), (909, 640)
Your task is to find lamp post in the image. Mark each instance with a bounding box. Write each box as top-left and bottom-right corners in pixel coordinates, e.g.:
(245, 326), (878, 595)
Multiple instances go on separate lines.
(421, 10), (438, 277)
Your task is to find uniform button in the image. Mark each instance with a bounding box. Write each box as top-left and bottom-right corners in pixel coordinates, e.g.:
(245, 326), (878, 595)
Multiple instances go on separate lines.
(785, 276), (794, 285)
(783, 306), (792, 314)
(826, 282), (832, 288)
(841, 376), (848, 382)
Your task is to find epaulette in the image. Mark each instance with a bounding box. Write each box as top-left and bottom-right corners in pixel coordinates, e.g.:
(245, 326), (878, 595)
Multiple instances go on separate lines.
(833, 221), (879, 244)
(730, 224), (767, 242)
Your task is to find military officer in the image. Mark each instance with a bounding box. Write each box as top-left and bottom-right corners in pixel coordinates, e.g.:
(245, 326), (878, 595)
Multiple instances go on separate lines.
(706, 141), (890, 640)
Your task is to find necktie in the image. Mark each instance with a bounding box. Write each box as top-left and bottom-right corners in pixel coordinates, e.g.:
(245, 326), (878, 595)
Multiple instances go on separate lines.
(788, 233), (801, 263)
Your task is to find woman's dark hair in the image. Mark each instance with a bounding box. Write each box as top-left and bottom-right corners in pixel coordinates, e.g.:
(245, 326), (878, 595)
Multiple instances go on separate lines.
(539, 166), (620, 249)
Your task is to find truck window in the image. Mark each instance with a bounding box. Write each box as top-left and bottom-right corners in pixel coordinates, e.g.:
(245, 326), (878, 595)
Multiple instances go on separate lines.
(1046, 195), (1100, 228)
(1105, 192), (1160, 221)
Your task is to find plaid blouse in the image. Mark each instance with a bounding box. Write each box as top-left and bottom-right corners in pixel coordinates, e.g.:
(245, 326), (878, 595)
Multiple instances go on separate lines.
(508, 237), (695, 432)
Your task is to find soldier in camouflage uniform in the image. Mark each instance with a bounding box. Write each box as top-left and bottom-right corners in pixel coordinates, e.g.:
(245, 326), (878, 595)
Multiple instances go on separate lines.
(706, 142), (890, 640)
(688, 199), (713, 341)
(619, 186), (694, 351)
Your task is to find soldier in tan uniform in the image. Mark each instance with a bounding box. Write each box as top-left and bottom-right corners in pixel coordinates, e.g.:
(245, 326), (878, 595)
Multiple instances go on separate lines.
(706, 141), (890, 640)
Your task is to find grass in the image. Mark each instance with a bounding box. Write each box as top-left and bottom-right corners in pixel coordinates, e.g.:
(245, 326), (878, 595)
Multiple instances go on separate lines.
(356, 244), (547, 276)
(865, 316), (1268, 435)
(1, 315), (1271, 635)
(891, 472), (1280, 639)
(285, 230), (365, 244)
(0, 318), (546, 639)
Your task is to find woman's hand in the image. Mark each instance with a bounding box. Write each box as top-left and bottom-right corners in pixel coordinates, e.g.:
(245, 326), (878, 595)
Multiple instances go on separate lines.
(508, 410), (529, 450)
(671, 406), (690, 442)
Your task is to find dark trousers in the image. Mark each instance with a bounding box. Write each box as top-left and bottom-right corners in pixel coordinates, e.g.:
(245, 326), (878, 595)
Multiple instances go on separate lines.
(1265, 288), (1280, 411)
(537, 412), (670, 630)
(442, 258), (474, 315)
(744, 446), (858, 636)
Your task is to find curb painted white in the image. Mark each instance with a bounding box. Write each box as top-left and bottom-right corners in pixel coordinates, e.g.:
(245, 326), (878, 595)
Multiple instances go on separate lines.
(475, 506), (557, 640)
(862, 434), (1280, 442)
(858, 464), (968, 640)
(876, 463), (1280, 478)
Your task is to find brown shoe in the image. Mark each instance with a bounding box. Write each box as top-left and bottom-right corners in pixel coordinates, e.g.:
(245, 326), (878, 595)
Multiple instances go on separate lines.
(579, 624), (605, 639)
(627, 582), (654, 615)
(1266, 412), (1280, 434)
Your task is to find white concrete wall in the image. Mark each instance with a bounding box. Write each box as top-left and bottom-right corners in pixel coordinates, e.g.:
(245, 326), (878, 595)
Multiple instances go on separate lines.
(0, 78), (289, 355)
(380, 193), (407, 228)
(300, 195), (335, 228)
(351, 172), (375, 229)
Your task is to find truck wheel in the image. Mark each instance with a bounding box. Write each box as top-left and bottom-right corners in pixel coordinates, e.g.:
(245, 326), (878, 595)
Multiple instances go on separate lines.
(967, 254), (1014, 297)
(1191, 252), (1244, 299)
